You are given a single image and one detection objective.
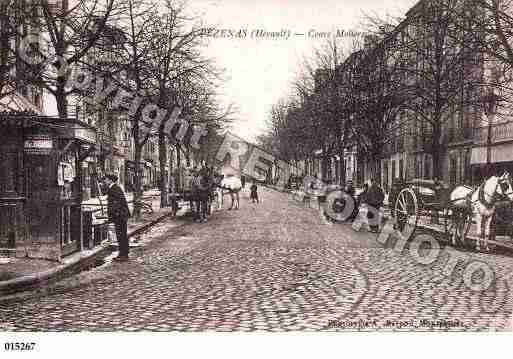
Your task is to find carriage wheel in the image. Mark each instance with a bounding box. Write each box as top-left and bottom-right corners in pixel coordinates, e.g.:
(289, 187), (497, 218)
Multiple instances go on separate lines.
(444, 208), (471, 248)
(394, 188), (419, 239)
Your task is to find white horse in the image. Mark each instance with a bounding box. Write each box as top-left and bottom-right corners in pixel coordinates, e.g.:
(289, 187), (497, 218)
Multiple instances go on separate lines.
(449, 172), (513, 251)
(220, 174), (242, 210)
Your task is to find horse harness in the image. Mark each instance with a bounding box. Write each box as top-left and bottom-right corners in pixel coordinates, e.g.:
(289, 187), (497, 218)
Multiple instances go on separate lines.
(477, 176), (513, 210)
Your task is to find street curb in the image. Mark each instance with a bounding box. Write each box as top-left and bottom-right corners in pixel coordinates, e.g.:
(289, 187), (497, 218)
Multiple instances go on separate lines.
(127, 210), (174, 239)
(0, 210), (175, 297)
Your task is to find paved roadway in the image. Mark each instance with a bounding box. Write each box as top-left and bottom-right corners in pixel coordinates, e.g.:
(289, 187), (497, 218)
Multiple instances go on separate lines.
(1, 187), (512, 331)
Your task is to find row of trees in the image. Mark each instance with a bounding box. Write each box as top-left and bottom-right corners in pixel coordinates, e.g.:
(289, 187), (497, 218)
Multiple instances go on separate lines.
(0, 0), (231, 218)
(260, 0), (513, 184)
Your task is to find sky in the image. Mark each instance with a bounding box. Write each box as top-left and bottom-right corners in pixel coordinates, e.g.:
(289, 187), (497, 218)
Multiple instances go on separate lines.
(41, 0), (419, 143)
(187, 0), (420, 143)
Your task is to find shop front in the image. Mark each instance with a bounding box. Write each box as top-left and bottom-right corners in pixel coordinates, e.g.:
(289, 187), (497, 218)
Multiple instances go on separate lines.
(471, 143), (513, 183)
(0, 112), (97, 261)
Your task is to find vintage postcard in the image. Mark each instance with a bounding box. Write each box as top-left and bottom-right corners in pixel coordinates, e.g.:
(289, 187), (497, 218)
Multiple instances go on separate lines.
(1, 0), (513, 355)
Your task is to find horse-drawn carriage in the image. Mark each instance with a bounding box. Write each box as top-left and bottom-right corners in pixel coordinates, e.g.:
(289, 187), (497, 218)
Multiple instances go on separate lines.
(168, 165), (239, 217)
(392, 173), (513, 251)
(167, 166), (220, 217)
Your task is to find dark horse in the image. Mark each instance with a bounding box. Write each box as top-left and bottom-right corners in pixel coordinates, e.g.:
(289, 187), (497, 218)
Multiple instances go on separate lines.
(190, 166), (222, 220)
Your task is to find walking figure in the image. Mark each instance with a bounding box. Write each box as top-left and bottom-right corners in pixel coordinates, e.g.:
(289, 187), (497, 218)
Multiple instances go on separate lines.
(250, 180), (259, 204)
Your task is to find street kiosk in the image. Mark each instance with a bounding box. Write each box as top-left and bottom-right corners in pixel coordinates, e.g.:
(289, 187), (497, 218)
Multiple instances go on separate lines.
(0, 112), (97, 261)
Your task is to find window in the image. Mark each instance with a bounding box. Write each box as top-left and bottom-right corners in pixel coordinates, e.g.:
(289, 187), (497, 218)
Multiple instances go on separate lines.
(0, 151), (18, 194)
(450, 156), (457, 185)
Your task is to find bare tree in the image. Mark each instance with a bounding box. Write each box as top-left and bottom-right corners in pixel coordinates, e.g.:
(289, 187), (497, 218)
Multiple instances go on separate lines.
(102, 0), (157, 219)
(386, 0), (480, 179)
(147, 1), (214, 206)
(21, 0), (117, 118)
(139, 0), (230, 206)
(447, 0), (513, 127)
(454, 0), (513, 69)
(0, 1), (41, 105)
(291, 38), (351, 182)
(0, 0), (17, 102)
(347, 32), (409, 180)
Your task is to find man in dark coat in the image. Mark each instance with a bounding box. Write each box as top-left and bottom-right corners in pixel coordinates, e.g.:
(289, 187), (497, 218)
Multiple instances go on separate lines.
(345, 180), (357, 221)
(104, 174), (131, 261)
(366, 177), (385, 233)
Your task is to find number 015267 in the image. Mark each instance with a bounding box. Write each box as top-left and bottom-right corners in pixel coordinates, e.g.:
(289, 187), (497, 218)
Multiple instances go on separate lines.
(4, 342), (36, 351)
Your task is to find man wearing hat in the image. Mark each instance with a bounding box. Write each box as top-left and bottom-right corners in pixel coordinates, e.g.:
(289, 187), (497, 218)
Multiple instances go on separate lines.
(365, 177), (385, 233)
(103, 173), (131, 261)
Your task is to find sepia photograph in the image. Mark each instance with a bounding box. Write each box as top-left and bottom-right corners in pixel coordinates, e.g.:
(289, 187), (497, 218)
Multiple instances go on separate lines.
(1, 0), (513, 356)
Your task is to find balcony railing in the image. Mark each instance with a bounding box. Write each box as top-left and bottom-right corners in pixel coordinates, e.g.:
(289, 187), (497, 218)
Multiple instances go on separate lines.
(474, 121), (513, 145)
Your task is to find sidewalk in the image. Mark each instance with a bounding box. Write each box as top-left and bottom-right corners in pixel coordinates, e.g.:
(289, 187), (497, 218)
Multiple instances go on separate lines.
(0, 190), (178, 296)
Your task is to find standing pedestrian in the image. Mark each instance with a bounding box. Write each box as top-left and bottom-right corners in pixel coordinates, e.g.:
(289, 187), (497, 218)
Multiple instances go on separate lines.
(345, 180), (357, 221)
(104, 174), (131, 262)
(352, 183), (369, 230)
(345, 180), (355, 197)
(250, 180), (259, 203)
(241, 175), (246, 189)
(365, 177), (385, 233)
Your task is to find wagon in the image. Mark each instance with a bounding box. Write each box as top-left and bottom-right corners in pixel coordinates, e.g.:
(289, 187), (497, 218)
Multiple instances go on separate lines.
(167, 167), (215, 217)
(393, 179), (473, 245)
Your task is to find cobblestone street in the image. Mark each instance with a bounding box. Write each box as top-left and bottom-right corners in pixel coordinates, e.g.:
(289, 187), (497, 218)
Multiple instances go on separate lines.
(1, 187), (513, 331)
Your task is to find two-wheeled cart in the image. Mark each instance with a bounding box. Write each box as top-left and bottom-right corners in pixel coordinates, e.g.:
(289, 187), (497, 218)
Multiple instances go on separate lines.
(393, 179), (473, 246)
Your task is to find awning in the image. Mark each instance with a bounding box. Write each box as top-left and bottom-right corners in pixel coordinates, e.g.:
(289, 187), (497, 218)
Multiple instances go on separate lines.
(471, 143), (513, 164)
(492, 143), (513, 163)
(471, 147), (487, 165)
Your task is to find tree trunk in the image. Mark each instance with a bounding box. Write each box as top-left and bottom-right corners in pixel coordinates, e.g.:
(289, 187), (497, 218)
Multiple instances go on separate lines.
(169, 146), (174, 192)
(56, 83), (68, 119)
(368, 157), (379, 182)
(176, 144), (181, 191)
(158, 132), (168, 208)
(133, 143), (143, 220)
(432, 123), (443, 180)
(321, 149), (329, 182)
(339, 149), (346, 186)
(132, 116), (143, 220)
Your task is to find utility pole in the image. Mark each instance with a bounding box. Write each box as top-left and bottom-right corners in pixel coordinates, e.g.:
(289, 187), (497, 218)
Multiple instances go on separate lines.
(485, 91), (496, 174)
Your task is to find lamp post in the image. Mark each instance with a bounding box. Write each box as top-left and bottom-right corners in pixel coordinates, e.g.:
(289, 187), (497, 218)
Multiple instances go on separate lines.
(485, 91), (497, 173)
